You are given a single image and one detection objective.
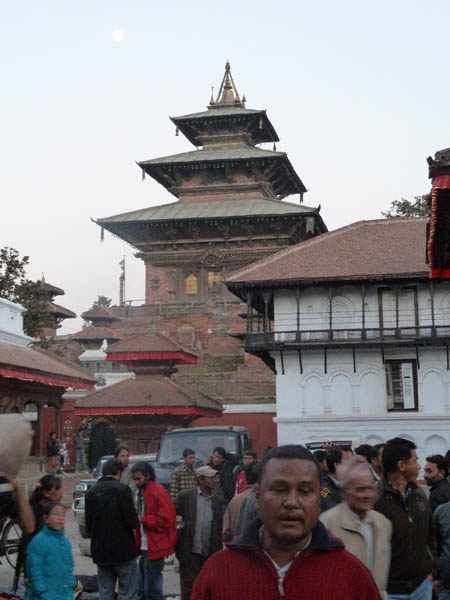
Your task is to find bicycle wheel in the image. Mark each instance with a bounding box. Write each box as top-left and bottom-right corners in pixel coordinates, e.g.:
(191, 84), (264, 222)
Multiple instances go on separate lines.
(2, 519), (22, 569)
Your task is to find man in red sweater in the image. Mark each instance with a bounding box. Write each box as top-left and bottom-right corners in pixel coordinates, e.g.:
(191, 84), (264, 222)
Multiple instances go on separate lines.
(191, 445), (379, 600)
(132, 461), (177, 600)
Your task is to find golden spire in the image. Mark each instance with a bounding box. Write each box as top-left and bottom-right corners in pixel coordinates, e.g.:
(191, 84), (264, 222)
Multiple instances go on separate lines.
(209, 61), (244, 109)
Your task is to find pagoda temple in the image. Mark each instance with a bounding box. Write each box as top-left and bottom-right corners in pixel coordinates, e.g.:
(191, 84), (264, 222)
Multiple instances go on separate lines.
(75, 332), (222, 461)
(97, 62), (327, 306)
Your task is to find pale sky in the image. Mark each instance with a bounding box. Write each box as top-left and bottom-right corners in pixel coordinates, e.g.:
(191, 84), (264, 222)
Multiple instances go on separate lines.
(2, 1), (449, 334)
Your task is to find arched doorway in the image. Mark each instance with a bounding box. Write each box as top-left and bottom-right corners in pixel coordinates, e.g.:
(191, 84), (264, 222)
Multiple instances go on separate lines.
(88, 420), (117, 470)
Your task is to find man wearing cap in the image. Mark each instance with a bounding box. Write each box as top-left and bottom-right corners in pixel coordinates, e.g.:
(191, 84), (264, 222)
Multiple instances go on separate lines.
(175, 465), (223, 600)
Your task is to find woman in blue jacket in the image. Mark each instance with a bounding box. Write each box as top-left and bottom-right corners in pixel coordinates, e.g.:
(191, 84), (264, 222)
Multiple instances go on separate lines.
(26, 501), (77, 600)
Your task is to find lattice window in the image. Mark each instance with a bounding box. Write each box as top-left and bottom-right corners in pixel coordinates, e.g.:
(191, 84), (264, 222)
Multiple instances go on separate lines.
(208, 271), (222, 291)
(185, 274), (198, 296)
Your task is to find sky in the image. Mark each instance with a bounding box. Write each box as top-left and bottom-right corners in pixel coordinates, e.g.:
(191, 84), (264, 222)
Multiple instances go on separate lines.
(1, 1), (449, 334)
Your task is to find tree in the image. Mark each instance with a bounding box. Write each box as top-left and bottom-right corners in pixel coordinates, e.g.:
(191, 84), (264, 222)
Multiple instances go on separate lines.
(90, 295), (112, 310)
(381, 194), (431, 218)
(0, 247), (52, 342)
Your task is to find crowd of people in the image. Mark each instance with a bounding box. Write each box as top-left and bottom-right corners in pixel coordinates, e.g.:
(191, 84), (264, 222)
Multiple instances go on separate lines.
(4, 437), (450, 599)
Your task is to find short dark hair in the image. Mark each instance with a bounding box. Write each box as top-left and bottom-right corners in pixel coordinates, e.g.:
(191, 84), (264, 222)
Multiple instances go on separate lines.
(244, 461), (260, 485)
(258, 445), (321, 483)
(30, 474), (62, 506)
(426, 454), (449, 478)
(326, 447), (344, 475)
(131, 461), (155, 481)
(182, 448), (195, 458)
(243, 450), (257, 460)
(355, 444), (372, 461)
(383, 437), (416, 475)
(312, 450), (327, 463)
(43, 501), (64, 517)
(102, 458), (124, 477)
(114, 446), (129, 458)
(213, 446), (226, 459)
(368, 443), (385, 464)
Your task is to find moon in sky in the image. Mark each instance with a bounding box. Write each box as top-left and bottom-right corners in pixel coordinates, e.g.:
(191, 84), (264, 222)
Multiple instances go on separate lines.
(112, 29), (124, 42)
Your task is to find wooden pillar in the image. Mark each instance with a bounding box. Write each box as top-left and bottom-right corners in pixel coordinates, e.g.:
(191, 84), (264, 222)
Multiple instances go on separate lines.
(296, 287), (301, 341)
(246, 290), (253, 335)
(395, 286), (400, 337)
(262, 291), (272, 333)
(328, 285), (333, 340)
(361, 283), (366, 340)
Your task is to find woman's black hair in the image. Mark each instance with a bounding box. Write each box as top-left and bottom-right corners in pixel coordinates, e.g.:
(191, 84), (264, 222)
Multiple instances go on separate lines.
(30, 475), (62, 505)
(42, 501), (64, 517)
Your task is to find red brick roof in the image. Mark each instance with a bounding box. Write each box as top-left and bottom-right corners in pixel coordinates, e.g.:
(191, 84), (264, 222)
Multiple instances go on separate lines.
(0, 342), (95, 390)
(226, 218), (429, 285)
(75, 375), (221, 414)
(107, 332), (198, 358)
(72, 326), (120, 342)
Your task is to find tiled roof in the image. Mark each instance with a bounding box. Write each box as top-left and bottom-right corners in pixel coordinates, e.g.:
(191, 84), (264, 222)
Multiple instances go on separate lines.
(47, 301), (76, 319)
(226, 218), (429, 285)
(139, 146), (285, 166)
(81, 307), (121, 322)
(172, 107), (263, 120)
(98, 198), (318, 224)
(107, 332), (198, 357)
(0, 342), (95, 386)
(72, 326), (121, 342)
(75, 375), (221, 412)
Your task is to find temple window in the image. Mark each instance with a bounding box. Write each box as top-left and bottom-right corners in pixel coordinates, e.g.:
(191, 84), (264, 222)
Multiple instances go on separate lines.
(207, 271), (222, 292)
(185, 274), (198, 296)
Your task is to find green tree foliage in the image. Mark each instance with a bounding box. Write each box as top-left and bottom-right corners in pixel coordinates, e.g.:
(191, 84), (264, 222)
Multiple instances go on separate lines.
(90, 295), (112, 309)
(381, 194), (431, 218)
(0, 247), (52, 342)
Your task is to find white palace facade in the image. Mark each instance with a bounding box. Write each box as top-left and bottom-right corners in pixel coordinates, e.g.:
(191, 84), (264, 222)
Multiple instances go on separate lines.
(226, 218), (450, 464)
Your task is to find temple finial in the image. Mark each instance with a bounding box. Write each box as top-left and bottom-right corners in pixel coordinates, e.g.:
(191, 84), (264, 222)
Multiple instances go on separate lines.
(209, 86), (215, 106)
(214, 61), (244, 108)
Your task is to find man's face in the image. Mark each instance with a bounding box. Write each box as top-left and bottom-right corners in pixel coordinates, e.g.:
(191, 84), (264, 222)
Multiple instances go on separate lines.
(132, 471), (150, 489)
(342, 473), (376, 517)
(212, 451), (224, 467)
(243, 454), (256, 466)
(199, 475), (216, 492)
(399, 450), (421, 483)
(184, 453), (196, 467)
(373, 447), (384, 471)
(117, 449), (129, 467)
(424, 461), (444, 486)
(256, 458), (320, 545)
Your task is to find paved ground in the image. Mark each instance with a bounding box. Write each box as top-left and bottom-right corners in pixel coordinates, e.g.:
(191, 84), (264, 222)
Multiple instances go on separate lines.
(0, 470), (181, 598)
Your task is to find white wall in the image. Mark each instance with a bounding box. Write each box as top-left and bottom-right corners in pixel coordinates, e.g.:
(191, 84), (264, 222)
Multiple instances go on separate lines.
(270, 281), (450, 465)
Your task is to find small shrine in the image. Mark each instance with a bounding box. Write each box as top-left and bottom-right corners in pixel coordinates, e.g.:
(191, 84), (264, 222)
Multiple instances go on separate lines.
(75, 332), (222, 460)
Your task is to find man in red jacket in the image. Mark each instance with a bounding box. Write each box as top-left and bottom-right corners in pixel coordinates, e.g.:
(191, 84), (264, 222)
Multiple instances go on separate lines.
(132, 461), (177, 600)
(191, 445), (379, 600)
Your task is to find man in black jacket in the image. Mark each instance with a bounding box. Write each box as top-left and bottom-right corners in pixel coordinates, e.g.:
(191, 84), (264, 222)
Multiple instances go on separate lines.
(85, 458), (139, 600)
(424, 454), (450, 511)
(205, 447), (237, 509)
(374, 437), (435, 598)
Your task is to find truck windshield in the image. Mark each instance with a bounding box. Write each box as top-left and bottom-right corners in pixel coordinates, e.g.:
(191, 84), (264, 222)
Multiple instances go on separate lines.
(158, 431), (239, 464)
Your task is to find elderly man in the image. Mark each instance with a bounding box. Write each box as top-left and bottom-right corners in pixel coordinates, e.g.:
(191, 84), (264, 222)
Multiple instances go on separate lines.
(175, 465), (223, 600)
(191, 445), (379, 600)
(320, 455), (392, 598)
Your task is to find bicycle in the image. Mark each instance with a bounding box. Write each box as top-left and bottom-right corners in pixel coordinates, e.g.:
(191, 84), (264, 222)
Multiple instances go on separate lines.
(0, 516), (22, 568)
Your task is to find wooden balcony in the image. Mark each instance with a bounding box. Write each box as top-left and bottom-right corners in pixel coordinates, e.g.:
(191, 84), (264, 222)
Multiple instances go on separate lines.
(245, 325), (450, 351)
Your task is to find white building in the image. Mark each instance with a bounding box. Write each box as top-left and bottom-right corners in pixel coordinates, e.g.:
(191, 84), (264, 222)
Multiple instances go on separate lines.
(226, 217), (450, 464)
